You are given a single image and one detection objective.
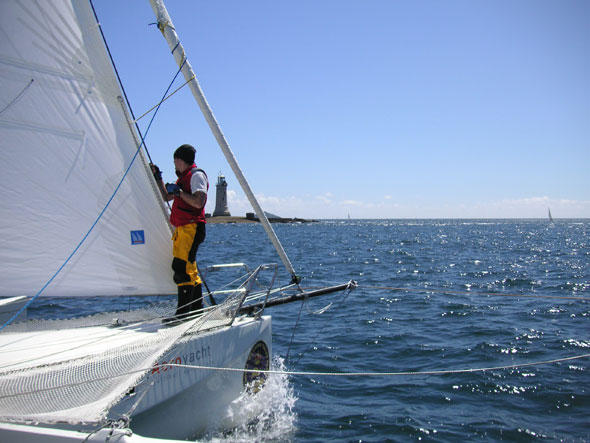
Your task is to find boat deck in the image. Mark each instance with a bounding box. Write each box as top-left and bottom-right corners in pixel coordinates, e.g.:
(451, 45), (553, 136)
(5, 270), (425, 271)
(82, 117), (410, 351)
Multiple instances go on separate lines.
(0, 314), (239, 372)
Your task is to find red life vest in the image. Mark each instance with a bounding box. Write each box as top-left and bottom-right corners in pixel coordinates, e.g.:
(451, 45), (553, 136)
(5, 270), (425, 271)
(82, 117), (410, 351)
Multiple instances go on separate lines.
(170, 164), (208, 227)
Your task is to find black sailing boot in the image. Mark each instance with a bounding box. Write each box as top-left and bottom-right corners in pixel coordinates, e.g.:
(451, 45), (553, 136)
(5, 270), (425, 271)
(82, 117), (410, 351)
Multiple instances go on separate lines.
(163, 285), (193, 324)
(188, 284), (204, 316)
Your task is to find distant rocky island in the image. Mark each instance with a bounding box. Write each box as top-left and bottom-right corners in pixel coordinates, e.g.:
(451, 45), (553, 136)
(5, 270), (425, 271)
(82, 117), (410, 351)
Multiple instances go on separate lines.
(206, 213), (317, 224)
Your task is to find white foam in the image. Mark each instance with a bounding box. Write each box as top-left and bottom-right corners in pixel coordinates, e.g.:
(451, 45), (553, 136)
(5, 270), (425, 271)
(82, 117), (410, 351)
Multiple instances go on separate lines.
(202, 356), (298, 442)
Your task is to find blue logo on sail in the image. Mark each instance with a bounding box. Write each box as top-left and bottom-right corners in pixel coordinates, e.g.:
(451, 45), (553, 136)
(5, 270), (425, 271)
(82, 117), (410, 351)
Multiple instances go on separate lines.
(130, 230), (145, 245)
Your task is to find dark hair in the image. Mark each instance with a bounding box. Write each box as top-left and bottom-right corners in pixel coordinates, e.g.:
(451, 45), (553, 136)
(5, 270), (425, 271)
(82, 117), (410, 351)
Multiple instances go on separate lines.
(173, 144), (196, 164)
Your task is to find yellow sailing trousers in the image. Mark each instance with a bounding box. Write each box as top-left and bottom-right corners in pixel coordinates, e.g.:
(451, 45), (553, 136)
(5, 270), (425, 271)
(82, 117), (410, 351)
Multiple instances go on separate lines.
(172, 223), (205, 287)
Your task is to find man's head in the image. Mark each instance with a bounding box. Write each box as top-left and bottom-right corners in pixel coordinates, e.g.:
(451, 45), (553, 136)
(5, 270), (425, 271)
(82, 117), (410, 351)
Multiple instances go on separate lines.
(173, 144), (196, 173)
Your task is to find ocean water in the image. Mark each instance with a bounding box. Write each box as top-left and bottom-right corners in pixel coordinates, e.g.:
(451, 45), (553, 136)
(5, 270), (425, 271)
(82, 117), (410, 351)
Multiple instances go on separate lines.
(200, 219), (589, 442)
(30, 219), (589, 441)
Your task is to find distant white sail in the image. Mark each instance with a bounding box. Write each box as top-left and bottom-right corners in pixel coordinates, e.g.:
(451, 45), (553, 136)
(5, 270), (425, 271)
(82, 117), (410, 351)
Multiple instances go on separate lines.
(0, 1), (175, 297)
(548, 208), (554, 223)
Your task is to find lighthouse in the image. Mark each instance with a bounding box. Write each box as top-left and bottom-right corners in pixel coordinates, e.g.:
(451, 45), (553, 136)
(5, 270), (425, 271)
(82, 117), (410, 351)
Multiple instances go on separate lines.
(212, 174), (231, 217)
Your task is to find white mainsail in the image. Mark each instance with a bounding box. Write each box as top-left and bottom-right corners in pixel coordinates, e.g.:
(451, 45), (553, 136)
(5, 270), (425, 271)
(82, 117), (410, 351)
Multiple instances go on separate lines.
(0, 0), (175, 298)
(0, 0), (193, 428)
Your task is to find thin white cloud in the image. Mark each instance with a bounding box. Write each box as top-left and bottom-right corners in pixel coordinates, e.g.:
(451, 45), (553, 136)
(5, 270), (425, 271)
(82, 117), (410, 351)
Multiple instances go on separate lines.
(315, 193), (333, 205)
(340, 200), (363, 206)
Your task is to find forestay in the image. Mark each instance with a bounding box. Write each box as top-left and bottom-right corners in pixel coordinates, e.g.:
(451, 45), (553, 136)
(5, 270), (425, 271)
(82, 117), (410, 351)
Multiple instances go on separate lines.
(0, 0), (174, 298)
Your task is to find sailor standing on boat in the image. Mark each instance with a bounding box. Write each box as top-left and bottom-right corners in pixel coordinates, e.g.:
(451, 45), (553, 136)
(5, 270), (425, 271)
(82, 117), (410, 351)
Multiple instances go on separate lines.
(151, 144), (208, 321)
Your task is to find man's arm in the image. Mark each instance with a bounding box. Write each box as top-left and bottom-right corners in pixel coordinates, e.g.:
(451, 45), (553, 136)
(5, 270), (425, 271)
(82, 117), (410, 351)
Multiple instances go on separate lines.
(184, 169), (208, 210)
(179, 190), (206, 210)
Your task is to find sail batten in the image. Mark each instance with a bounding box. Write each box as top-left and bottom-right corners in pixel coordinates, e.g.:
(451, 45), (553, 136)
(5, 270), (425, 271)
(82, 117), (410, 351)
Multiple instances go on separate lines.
(0, 56), (94, 83)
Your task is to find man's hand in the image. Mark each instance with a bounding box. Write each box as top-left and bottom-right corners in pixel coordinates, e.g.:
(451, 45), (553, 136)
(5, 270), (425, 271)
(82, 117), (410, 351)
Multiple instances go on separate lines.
(150, 163), (162, 181)
(150, 164), (173, 201)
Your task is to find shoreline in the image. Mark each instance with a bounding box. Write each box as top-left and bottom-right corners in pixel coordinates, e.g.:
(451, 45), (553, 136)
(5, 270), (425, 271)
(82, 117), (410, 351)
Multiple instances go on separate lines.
(206, 216), (256, 224)
(205, 217), (589, 224)
(206, 216), (317, 224)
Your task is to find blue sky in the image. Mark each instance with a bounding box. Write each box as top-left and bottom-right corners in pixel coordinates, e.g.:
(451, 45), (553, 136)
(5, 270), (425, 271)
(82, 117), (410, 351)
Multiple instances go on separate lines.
(93, 0), (589, 219)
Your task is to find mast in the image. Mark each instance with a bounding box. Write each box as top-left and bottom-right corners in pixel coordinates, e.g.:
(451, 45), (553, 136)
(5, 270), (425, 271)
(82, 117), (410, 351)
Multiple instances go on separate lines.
(149, 0), (298, 282)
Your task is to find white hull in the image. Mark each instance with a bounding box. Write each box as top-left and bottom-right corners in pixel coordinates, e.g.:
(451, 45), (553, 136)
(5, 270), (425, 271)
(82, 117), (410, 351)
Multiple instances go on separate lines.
(114, 315), (272, 439)
(0, 315), (272, 442)
(0, 424), (164, 443)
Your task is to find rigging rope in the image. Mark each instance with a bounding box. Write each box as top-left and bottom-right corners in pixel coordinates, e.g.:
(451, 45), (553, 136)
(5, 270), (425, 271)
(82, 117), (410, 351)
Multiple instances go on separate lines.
(287, 283), (355, 369)
(161, 352), (590, 377)
(300, 285), (589, 302)
(91, 1), (155, 166)
(285, 293), (306, 364)
(1, 353), (588, 401)
(133, 74), (195, 123)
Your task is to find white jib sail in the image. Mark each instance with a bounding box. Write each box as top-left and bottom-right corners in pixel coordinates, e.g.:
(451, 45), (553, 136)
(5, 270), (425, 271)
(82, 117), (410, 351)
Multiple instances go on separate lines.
(0, 0), (175, 298)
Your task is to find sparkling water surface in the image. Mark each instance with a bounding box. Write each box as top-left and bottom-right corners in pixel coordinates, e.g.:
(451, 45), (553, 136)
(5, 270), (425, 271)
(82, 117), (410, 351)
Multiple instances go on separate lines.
(30, 220), (589, 441)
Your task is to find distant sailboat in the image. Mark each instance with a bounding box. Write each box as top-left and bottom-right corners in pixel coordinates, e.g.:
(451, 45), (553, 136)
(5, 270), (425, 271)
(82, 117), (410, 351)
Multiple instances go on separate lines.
(548, 208), (554, 223)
